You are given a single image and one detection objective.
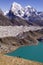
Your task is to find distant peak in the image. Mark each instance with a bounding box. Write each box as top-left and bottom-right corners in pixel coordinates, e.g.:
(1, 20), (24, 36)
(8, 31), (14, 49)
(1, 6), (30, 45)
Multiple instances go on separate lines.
(5, 2), (37, 18)
(11, 2), (23, 11)
(12, 2), (22, 7)
(25, 5), (32, 8)
(11, 2), (24, 17)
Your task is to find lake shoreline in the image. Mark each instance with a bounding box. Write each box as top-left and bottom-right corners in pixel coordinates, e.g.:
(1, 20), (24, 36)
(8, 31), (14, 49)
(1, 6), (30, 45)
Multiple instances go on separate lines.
(6, 41), (43, 63)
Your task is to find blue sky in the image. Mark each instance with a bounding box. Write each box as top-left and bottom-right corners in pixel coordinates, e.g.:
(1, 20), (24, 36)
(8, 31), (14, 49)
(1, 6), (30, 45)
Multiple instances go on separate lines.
(0, 0), (43, 12)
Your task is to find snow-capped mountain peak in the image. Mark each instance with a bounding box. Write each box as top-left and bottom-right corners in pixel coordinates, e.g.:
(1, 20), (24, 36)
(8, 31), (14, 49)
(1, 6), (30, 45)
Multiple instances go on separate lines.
(25, 5), (36, 13)
(10, 2), (37, 17)
(5, 2), (38, 19)
(11, 2), (22, 10)
(25, 5), (32, 9)
(11, 2), (24, 17)
(22, 5), (37, 19)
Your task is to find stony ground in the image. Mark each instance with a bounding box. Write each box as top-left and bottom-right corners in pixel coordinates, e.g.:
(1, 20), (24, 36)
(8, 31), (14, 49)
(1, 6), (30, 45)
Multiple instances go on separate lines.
(0, 54), (43, 65)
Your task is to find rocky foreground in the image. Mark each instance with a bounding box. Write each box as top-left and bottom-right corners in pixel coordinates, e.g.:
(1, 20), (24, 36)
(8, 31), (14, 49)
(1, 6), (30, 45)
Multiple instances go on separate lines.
(0, 54), (43, 65)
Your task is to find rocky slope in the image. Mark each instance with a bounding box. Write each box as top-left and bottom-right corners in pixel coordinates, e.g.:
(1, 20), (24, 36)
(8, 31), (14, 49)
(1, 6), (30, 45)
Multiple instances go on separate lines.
(0, 54), (43, 65)
(0, 13), (31, 26)
(0, 28), (43, 54)
(0, 14), (13, 26)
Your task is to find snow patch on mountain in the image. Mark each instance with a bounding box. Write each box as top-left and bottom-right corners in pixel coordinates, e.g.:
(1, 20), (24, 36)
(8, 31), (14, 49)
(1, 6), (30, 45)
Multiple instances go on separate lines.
(4, 11), (9, 15)
(11, 2), (24, 17)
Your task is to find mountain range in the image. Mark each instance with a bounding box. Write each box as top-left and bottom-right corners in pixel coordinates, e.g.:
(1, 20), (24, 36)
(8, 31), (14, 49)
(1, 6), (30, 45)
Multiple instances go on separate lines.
(4, 2), (43, 26)
(0, 2), (43, 26)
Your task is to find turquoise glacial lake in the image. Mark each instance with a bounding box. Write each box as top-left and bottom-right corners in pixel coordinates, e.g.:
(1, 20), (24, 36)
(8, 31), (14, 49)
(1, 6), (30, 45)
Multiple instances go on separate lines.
(7, 42), (43, 63)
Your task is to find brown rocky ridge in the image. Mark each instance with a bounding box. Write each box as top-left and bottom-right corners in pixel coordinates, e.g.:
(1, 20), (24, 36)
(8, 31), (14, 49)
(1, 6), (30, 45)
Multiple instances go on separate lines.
(0, 29), (43, 54)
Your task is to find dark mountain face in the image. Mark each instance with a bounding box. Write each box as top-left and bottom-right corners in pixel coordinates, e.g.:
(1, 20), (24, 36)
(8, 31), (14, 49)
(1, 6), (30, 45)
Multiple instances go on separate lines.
(28, 15), (43, 26)
(0, 10), (35, 26)
(0, 14), (28, 26)
(6, 10), (43, 26)
(6, 10), (38, 26)
(7, 10), (29, 26)
(0, 11), (43, 26)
